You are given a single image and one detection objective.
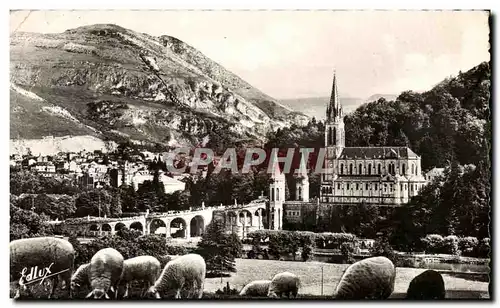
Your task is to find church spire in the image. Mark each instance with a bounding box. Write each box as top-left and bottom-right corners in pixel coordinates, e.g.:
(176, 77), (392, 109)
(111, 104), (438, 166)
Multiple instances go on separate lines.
(326, 70), (342, 121)
(269, 150), (285, 181)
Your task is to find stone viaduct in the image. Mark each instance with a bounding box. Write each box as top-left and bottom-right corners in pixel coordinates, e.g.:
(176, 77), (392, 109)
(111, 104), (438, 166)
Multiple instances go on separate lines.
(55, 200), (269, 240)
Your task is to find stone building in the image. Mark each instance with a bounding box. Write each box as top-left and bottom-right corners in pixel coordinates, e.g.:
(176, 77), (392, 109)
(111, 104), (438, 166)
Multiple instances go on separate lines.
(319, 72), (427, 206)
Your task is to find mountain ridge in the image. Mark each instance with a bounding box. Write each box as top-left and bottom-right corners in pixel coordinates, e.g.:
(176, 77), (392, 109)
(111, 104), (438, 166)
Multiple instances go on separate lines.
(280, 93), (399, 120)
(10, 24), (308, 155)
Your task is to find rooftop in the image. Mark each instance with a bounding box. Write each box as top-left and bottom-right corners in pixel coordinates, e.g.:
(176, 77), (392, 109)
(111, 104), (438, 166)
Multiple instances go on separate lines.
(339, 147), (419, 160)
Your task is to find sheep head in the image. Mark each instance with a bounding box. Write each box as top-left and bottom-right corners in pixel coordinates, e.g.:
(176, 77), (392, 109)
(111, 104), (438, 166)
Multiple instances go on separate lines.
(86, 289), (110, 299)
(145, 286), (161, 299)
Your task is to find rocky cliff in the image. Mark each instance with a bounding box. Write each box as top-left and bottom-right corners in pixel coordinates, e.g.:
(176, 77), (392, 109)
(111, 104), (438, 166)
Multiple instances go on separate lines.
(10, 24), (308, 154)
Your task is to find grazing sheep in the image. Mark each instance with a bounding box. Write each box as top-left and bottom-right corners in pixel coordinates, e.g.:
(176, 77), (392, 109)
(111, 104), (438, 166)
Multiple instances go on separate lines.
(86, 248), (124, 299)
(406, 270), (446, 300)
(145, 253), (206, 299)
(118, 256), (161, 298)
(10, 237), (75, 299)
(334, 256), (396, 300)
(239, 280), (272, 297)
(267, 272), (300, 298)
(70, 263), (90, 296)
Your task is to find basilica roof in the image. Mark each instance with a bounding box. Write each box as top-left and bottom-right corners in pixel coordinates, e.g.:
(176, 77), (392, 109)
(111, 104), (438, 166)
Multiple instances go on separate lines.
(339, 147), (419, 160)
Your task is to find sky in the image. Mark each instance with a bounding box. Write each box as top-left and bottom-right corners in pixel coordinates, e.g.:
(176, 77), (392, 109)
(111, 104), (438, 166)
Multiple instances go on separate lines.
(10, 10), (490, 99)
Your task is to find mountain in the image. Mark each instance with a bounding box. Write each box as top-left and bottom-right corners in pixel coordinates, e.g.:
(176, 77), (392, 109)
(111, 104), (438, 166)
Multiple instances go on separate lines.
(10, 24), (308, 155)
(279, 96), (364, 120)
(364, 94), (398, 103)
(280, 92), (400, 121)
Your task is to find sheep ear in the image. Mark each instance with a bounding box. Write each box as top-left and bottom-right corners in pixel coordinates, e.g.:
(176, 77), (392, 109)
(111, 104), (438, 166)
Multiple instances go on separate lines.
(85, 291), (93, 298)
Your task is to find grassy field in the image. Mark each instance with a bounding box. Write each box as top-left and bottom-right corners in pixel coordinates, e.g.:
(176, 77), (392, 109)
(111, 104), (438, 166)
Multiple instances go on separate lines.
(11, 258), (490, 300)
(204, 259), (490, 298)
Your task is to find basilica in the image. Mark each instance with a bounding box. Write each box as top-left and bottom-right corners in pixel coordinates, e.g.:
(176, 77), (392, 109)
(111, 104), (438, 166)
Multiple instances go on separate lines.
(268, 72), (428, 229)
(318, 73), (427, 206)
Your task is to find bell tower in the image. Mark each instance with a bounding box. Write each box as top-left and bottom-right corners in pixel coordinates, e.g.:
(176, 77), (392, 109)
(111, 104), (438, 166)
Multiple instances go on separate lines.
(321, 71), (345, 202)
(268, 151), (285, 230)
(295, 153), (309, 202)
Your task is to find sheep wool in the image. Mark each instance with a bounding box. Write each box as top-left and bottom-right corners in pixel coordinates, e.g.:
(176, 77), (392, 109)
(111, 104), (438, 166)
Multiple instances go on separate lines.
(70, 263), (90, 294)
(406, 270), (446, 300)
(10, 237), (75, 299)
(87, 248), (124, 299)
(119, 255), (161, 298)
(334, 256), (396, 300)
(267, 272), (300, 298)
(240, 280), (272, 297)
(147, 253), (206, 299)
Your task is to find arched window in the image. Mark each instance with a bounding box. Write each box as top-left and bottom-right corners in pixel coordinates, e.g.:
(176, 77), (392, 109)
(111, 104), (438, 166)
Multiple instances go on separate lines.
(298, 187), (302, 200)
(333, 127), (337, 145)
(349, 164), (353, 175)
(271, 189), (275, 201)
(378, 164), (381, 174)
(276, 188), (280, 201)
(368, 163), (372, 175)
(340, 163), (344, 175)
(329, 127), (334, 145)
(402, 163), (406, 175)
(359, 164), (363, 175)
(411, 164), (414, 175)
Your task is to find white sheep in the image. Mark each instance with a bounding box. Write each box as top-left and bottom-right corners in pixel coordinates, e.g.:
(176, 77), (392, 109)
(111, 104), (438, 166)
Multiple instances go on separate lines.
(334, 256), (396, 299)
(145, 253), (206, 299)
(70, 263), (90, 296)
(10, 237), (75, 299)
(118, 255), (161, 298)
(86, 248), (124, 299)
(267, 272), (300, 298)
(239, 280), (272, 297)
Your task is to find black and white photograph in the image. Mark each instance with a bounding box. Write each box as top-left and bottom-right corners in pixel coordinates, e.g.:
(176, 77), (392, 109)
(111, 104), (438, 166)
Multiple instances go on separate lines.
(8, 8), (492, 300)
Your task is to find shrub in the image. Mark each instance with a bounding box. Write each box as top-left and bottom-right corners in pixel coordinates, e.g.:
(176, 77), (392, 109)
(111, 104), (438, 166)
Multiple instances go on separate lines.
(443, 235), (460, 255)
(459, 236), (479, 257)
(421, 234), (444, 254)
(166, 245), (188, 256)
(315, 232), (357, 249)
(215, 282), (239, 295)
(369, 236), (395, 262)
(340, 242), (356, 264)
(476, 238), (490, 258)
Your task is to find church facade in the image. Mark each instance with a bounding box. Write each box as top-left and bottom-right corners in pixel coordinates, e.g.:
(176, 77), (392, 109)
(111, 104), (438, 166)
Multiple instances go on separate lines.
(319, 73), (427, 206)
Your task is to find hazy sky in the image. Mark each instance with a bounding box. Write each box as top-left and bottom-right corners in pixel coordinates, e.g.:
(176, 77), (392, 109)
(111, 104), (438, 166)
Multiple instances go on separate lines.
(10, 10), (490, 99)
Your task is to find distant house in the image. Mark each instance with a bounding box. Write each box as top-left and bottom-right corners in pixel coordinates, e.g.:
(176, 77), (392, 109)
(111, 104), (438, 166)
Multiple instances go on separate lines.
(425, 167), (445, 183)
(31, 162), (56, 176)
(131, 171), (186, 194)
(68, 161), (78, 173)
(55, 161), (70, 172)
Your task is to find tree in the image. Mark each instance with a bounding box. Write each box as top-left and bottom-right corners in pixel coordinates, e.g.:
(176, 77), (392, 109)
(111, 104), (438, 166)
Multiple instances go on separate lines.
(120, 184), (138, 213)
(196, 220), (242, 275)
(10, 205), (53, 241)
(369, 235), (395, 263)
(75, 188), (120, 217)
